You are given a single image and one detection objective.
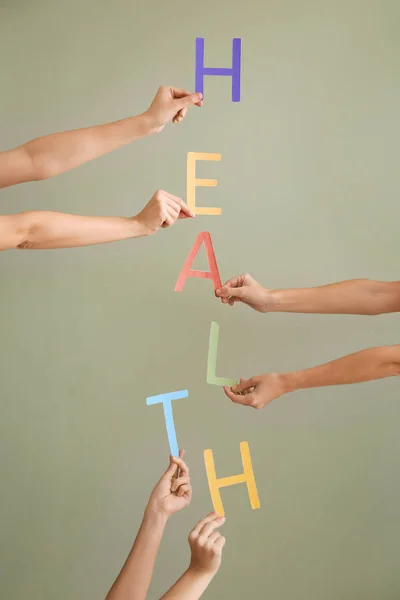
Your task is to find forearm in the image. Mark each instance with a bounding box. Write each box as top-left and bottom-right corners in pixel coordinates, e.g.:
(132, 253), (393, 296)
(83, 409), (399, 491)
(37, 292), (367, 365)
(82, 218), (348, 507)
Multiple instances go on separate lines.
(266, 279), (400, 315)
(0, 113), (155, 187)
(283, 345), (400, 392)
(106, 509), (168, 600)
(0, 211), (146, 250)
(160, 568), (213, 600)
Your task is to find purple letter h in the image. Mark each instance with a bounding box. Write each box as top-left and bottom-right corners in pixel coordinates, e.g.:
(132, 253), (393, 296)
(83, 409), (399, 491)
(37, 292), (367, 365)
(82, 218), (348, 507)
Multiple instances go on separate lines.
(195, 37), (242, 102)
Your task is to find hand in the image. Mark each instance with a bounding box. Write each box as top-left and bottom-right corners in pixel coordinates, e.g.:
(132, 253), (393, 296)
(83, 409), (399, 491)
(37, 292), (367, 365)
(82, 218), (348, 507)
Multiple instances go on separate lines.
(144, 86), (203, 133)
(134, 189), (195, 236)
(223, 373), (288, 409)
(147, 451), (192, 518)
(188, 513), (226, 577)
(215, 274), (270, 312)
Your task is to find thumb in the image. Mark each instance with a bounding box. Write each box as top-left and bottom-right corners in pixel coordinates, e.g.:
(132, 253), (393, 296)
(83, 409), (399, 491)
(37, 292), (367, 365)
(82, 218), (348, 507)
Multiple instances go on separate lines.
(163, 455), (178, 479)
(231, 377), (256, 394)
(216, 286), (244, 299)
(178, 92), (203, 108)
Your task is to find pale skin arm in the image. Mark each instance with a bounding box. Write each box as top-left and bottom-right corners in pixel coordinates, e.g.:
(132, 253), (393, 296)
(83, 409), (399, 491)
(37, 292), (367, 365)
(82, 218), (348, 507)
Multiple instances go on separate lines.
(224, 345), (400, 409)
(106, 453), (191, 600)
(160, 513), (225, 600)
(0, 86), (202, 189)
(106, 510), (168, 600)
(160, 570), (213, 600)
(0, 190), (194, 250)
(216, 274), (400, 316)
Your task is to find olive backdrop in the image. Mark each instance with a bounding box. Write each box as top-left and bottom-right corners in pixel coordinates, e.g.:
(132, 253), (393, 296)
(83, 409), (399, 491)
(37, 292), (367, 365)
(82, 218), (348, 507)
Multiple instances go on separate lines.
(1, 1), (400, 599)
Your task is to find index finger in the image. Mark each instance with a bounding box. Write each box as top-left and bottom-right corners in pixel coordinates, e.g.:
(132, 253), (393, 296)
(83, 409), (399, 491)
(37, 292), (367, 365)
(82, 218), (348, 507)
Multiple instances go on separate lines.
(190, 512), (218, 537)
(165, 193), (195, 219)
(221, 275), (242, 289)
(171, 456), (189, 477)
(198, 515), (225, 538)
(223, 386), (252, 406)
(170, 87), (203, 106)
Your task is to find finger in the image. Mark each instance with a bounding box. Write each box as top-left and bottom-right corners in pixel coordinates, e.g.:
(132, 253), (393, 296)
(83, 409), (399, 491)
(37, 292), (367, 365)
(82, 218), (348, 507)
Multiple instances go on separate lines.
(198, 516), (225, 539)
(177, 483), (191, 497)
(171, 475), (190, 493)
(171, 456), (189, 477)
(163, 455), (179, 478)
(231, 377), (258, 394)
(169, 87), (203, 106)
(167, 205), (180, 223)
(170, 87), (191, 98)
(221, 276), (244, 290)
(165, 193), (195, 219)
(178, 92), (203, 108)
(172, 108), (185, 124)
(161, 213), (175, 228)
(173, 449), (185, 479)
(173, 107), (187, 123)
(166, 199), (183, 220)
(207, 531), (221, 544)
(190, 512), (218, 537)
(215, 536), (226, 551)
(171, 88), (203, 107)
(223, 386), (253, 405)
(215, 286), (244, 299)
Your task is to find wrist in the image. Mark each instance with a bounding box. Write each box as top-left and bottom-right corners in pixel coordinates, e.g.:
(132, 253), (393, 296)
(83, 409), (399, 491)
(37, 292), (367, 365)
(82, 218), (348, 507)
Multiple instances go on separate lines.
(263, 289), (283, 312)
(279, 371), (304, 394)
(129, 216), (150, 238)
(139, 111), (163, 135)
(144, 503), (169, 526)
(187, 565), (216, 581)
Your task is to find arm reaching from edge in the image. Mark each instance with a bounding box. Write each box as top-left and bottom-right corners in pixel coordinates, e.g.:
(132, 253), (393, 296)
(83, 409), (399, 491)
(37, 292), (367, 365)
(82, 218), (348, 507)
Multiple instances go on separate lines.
(106, 452), (192, 600)
(0, 190), (194, 250)
(224, 345), (400, 409)
(216, 274), (400, 316)
(160, 513), (226, 600)
(0, 86), (202, 189)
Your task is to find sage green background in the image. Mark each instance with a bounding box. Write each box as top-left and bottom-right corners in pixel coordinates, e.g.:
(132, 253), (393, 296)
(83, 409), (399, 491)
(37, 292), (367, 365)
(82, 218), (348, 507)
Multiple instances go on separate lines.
(1, 1), (400, 598)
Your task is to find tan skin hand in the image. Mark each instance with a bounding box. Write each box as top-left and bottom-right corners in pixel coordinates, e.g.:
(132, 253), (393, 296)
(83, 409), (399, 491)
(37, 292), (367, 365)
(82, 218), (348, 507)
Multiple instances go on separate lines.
(223, 374), (287, 409)
(144, 86), (203, 132)
(147, 450), (192, 517)
(135, 189), (195, 235)
(188, 513), (226, 576)
(215, 273), (270, 312)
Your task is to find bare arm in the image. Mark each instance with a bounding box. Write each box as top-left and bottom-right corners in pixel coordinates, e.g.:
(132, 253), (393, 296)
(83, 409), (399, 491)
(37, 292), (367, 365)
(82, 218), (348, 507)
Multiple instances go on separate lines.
(0, 211), (143, 250)
(0, 115), (152, 188)
(0, 190), (194, 250)
(217, 275), (400, 316)
(106, 509), (168, 600)
(285, 344), (400, 390)
(266, 280), (400, 315)
(106, 454), (192, 600)
(160, 569), (214, 600)
(0, 86), (202, 189)
(160, 513), (225, 600)
(224, 345), (400, 409)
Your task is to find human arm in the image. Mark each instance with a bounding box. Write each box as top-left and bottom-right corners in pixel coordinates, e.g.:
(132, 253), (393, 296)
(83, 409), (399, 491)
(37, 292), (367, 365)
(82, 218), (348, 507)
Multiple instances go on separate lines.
(216, 274), (400, 316)
(160, 513), (226, 600)
(106, 452), (192, 600)
(0, 189), (194, 250)
(0, 86), (202, 189)
(224, 344), (400, 409)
